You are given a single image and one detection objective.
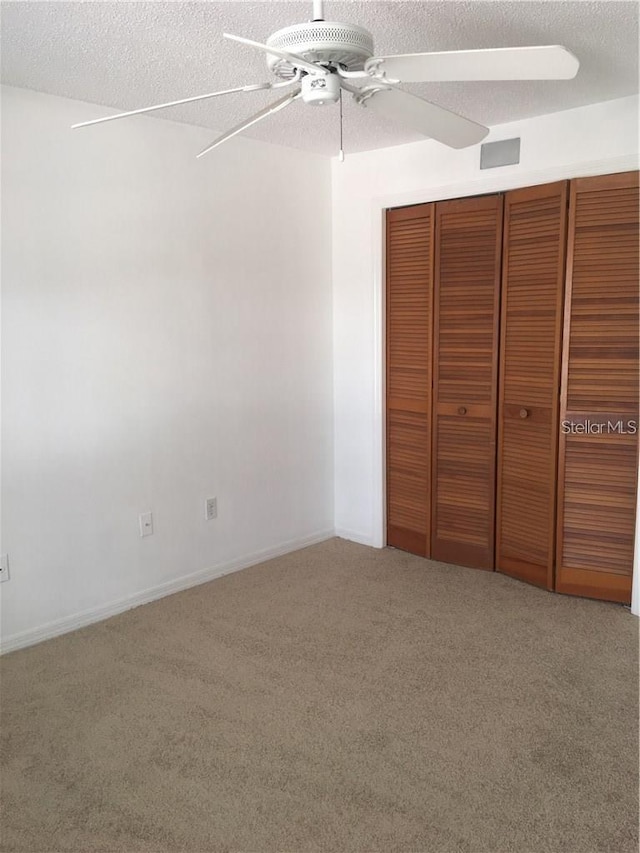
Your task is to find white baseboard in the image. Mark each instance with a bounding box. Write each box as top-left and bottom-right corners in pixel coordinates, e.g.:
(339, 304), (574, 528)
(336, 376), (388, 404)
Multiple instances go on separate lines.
(334, 528), (381, 548)
(0, 529), (335, 655)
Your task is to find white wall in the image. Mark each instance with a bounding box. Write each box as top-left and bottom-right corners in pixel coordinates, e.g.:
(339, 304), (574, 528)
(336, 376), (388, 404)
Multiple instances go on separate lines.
(1, 85), (334, 650)
(331, 95), (639, 610)
(3, 87), (638, 650)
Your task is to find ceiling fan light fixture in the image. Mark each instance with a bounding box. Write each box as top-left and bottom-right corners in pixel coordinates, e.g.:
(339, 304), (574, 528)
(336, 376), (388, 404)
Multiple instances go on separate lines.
(301, 72), (341, 105)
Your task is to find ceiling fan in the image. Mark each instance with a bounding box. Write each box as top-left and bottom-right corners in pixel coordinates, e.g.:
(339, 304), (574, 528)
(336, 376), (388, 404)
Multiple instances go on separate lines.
(72, 0), (580, 158)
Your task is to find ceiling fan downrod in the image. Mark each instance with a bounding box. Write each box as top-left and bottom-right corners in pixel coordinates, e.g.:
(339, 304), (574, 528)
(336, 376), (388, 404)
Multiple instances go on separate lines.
(312, 1), (324, 22)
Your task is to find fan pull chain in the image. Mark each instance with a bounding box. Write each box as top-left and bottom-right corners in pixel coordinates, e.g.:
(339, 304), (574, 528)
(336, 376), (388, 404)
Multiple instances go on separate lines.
(339, 88), (345, 162)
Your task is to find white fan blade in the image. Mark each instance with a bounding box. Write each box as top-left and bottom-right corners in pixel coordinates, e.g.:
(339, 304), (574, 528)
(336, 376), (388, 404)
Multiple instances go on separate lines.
(357, 85), (488, 149)
(71, 83), (274, 129)
(366, 45), (580, 82)
(224, 33), (327, 77)
(196, 89), (300, 158)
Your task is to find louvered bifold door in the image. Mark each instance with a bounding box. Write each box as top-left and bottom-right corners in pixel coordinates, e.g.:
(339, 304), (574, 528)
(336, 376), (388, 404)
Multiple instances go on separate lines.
(496, 182), (569, 589)
(431, 195), (503, 570)
(556, 171), (639, 604)
(386, 204), (434, 557)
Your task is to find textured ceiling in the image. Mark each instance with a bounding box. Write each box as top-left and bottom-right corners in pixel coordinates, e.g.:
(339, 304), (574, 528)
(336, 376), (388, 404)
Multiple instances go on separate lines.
(1, 1), (638, 156)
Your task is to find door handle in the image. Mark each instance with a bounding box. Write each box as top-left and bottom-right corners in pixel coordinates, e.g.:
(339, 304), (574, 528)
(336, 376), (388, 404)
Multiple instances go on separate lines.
(519, 408), (530, 419)
(458, 406), (467, 416)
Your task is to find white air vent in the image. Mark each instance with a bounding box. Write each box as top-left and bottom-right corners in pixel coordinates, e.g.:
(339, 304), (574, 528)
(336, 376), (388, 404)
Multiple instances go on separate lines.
(480, 138), (521, 169)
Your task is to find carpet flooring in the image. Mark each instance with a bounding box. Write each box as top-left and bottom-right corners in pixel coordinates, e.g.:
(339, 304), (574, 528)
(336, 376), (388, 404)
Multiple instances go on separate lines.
(1, 538), (638, 852)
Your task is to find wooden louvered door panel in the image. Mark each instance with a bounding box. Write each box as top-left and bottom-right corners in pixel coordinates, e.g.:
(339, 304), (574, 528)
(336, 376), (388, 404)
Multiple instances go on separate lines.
(431, 195), (503, 570)
(386, 204), (434, 556)
(556, 171), (639, 603)
(496, 182), (569, 589)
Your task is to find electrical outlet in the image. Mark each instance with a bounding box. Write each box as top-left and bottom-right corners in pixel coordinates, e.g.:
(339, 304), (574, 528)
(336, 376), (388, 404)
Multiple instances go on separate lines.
(0, 554), (9, 583)
(205, 497), (217, 521)
(139, 512), (154, 537)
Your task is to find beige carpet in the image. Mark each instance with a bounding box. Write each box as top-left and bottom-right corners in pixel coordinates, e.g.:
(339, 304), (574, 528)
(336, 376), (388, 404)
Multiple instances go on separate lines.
(1, 538), (638, 853)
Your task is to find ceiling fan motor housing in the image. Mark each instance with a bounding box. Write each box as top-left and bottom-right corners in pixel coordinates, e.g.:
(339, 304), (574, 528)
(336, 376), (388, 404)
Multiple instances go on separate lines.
(266, 21), (375, 79)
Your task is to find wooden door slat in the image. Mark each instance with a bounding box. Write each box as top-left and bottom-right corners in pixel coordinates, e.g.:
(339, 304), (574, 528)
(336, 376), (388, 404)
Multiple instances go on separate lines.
(496, 181), (568, 589)
(431, 194), (503, 570)
(556, 171), (639, 604)
(386, 204), (434, 556)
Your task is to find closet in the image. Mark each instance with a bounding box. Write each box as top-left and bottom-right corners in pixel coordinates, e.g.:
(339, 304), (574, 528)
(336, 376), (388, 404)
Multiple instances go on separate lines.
(385, 171), (639, 604)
